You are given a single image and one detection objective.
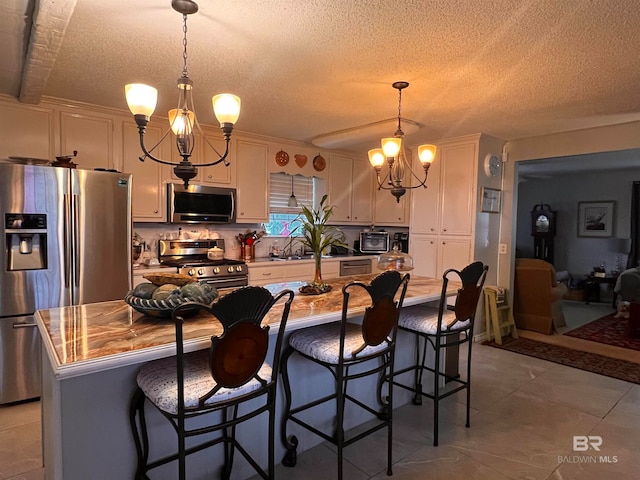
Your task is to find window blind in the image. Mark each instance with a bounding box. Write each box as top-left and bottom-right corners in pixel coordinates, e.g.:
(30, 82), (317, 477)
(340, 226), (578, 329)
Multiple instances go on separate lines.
(269, 173), (314, 214)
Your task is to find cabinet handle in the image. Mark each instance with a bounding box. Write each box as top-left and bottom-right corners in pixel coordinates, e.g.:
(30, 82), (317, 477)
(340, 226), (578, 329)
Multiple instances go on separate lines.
(154, 210), (158, 214)
(240, 212), (244, 216)
(262, 272), (272, 276)
(443, 229), (447, 232)
(430, 228), (434, 231)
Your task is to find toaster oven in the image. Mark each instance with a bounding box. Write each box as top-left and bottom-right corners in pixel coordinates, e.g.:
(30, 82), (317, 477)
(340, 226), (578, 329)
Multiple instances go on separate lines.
(359, 231), (390, 254)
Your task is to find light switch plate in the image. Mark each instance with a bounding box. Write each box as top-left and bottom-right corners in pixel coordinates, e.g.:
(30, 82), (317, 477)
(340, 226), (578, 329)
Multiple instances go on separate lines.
(499, 243), (507, 254)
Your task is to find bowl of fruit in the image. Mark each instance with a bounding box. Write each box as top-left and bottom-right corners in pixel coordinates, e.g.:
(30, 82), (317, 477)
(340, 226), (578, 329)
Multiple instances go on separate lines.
(124, 273), (218, 317)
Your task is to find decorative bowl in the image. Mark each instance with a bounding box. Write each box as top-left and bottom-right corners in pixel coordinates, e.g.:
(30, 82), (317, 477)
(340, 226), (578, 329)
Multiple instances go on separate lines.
(124, 288), (218, 318)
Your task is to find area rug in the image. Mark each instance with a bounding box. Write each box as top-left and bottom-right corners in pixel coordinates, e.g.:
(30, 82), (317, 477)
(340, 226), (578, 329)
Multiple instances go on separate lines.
(485, 337), (640, 385)
(564, 312), (640, 351)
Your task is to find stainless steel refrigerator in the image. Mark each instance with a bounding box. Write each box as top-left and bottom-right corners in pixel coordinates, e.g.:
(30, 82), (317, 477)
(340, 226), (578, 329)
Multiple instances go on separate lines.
(0, 163), (132, 403)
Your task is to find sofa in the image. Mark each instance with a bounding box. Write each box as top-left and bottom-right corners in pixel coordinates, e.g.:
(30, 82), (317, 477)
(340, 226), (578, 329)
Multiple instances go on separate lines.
(614, 267), (640, 304)
(513, 258), (568, 334)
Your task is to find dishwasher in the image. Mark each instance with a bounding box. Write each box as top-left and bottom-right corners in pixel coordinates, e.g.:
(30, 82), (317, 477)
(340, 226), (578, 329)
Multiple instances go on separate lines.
(339, 258), (372, 276)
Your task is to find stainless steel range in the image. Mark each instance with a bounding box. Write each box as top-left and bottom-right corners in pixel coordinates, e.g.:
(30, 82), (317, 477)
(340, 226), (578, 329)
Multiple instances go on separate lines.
(158, 239), (248, 289)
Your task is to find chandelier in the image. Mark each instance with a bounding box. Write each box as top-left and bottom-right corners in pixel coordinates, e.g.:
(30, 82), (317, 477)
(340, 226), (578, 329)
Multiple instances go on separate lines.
(124, 0), (240, 188)
(367, 81), (436, 202)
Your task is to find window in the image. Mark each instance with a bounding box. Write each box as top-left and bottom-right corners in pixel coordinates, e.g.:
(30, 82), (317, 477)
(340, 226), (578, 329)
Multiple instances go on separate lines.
(264, 173), (321, 236)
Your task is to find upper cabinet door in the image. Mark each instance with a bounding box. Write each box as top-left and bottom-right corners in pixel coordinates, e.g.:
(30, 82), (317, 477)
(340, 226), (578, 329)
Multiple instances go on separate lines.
(410, 148), (441, 234)
(439, 141), (476, 236)
(122, 121), (165, 222)
(351, 158), (374, 224)
(59, 111), (114, 171)
(236, 139), (268, 223)
(373, 166), (410, 226)
(0, 101), (53, 160)
(200, 133), (235, 186)
(328, 155), (353, 222)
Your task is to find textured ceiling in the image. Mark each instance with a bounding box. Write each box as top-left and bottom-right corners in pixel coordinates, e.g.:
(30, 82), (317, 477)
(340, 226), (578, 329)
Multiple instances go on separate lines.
(3, 0), (640, 154)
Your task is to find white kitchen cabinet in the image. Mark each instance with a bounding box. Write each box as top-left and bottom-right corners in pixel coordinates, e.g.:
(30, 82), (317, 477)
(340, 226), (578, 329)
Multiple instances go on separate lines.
(59, 110), (114, 170)
(236, 139), (269, 223)
(122, 121), (166, 222)
(0, 99), (53, 159)
(373, 167), (411, 226)
(351, 158), (374, 224)
(411, 235), (471, 279)
(439, 141), (476, 236)
(409, 135), (479, 278)
(410, 149), (441, 234)
(328, 155), (373, 225)
(438, 236), (472, 273)
(167, 131), (236, 186)
(248, 258), (342, 286)
(410, 138), (476, 236)
(248, 264), (283, 286)
(411, 235), (438, 278)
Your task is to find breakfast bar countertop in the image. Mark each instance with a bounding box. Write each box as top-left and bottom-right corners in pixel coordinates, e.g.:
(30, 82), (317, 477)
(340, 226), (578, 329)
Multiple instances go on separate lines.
(35, 274), (454, 380)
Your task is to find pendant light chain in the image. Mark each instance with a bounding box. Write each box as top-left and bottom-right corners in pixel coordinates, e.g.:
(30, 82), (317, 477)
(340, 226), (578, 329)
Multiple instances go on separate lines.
(182, 14), (189, 77)
(396, 87), (403, 135)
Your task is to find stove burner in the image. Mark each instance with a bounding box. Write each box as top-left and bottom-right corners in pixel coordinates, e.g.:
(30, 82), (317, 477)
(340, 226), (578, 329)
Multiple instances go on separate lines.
(157, 238), (248, 288)
(161, 258), (245, 268)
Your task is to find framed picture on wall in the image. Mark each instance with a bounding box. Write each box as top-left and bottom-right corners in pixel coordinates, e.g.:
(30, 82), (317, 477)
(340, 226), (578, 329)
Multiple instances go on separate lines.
(577, 201), (615, 237)
(480, 187), (501, 213)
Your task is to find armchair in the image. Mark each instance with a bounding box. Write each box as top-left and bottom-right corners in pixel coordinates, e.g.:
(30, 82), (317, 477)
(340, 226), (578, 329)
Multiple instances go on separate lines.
(614, 267), (640, 304)
(513, 258), (567, 334)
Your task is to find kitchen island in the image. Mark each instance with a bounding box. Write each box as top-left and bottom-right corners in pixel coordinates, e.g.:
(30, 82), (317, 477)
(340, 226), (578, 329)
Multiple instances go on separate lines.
(36, 274), (456, 480)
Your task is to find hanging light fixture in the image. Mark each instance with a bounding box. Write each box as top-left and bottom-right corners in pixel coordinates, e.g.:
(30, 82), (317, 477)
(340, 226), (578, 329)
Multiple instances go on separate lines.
(124, 0), (240, 188)
(287, 174), (298, 207)
(368, 81), (437, 203)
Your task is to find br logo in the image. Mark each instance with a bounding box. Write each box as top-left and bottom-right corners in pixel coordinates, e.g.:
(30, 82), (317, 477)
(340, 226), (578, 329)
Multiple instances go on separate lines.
(573, 436), (602, 452)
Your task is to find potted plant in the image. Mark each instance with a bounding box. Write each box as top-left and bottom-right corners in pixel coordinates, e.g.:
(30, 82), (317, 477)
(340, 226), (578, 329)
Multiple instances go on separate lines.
(293, 194), (347, 294)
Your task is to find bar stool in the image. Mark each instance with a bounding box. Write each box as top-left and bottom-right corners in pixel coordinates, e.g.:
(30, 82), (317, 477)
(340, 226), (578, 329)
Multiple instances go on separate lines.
(129, 286), (294, 480)
(280, 270), (410, 480)
(393, 261), (488, 446)
(483, 286), (517, 345)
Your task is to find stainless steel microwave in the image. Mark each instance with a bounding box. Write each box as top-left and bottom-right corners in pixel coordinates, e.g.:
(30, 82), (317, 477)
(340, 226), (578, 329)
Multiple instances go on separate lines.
(167, 183), (236, 224)
(359, 231), (390, 253)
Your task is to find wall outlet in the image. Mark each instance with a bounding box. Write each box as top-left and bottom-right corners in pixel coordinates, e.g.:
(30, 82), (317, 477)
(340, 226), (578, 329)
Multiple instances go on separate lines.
(499, 243), (507, 254)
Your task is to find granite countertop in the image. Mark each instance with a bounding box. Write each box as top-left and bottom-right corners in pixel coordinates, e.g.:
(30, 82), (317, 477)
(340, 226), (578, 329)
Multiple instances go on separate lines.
(35, 274), (454, 379)
(247, 254), (377, 265)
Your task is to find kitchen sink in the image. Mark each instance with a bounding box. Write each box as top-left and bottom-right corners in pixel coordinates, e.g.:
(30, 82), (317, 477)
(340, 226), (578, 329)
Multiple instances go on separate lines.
(269, 255), (333, 261)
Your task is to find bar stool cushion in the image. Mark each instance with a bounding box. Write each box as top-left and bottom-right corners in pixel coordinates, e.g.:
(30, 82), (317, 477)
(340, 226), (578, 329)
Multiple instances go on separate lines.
(137, 350), (272, 415)
(289, 322), (389, 364)
(399, 304), (470, 334)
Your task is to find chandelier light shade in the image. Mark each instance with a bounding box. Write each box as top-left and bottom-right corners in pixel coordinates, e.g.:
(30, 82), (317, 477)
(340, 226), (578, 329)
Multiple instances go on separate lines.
(368, 81), (436, 202)
(124, 0), (240, 187)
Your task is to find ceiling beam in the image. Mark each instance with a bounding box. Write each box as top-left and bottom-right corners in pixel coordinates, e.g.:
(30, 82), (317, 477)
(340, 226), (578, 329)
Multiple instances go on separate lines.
(19, 0), (77, 104)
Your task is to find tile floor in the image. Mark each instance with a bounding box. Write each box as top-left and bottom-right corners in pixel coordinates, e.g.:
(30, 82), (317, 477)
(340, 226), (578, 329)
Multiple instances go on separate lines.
(2, 301), (639, 480)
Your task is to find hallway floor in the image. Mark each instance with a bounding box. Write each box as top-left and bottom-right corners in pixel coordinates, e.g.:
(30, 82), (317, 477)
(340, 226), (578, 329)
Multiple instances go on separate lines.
(2, 340), (639, 479)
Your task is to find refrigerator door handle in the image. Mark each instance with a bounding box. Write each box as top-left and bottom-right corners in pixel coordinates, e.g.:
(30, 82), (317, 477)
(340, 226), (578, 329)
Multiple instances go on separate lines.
(12, 322), (37, 329)
(73, 194), (80, 289)
(63, 193), (71, 288)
